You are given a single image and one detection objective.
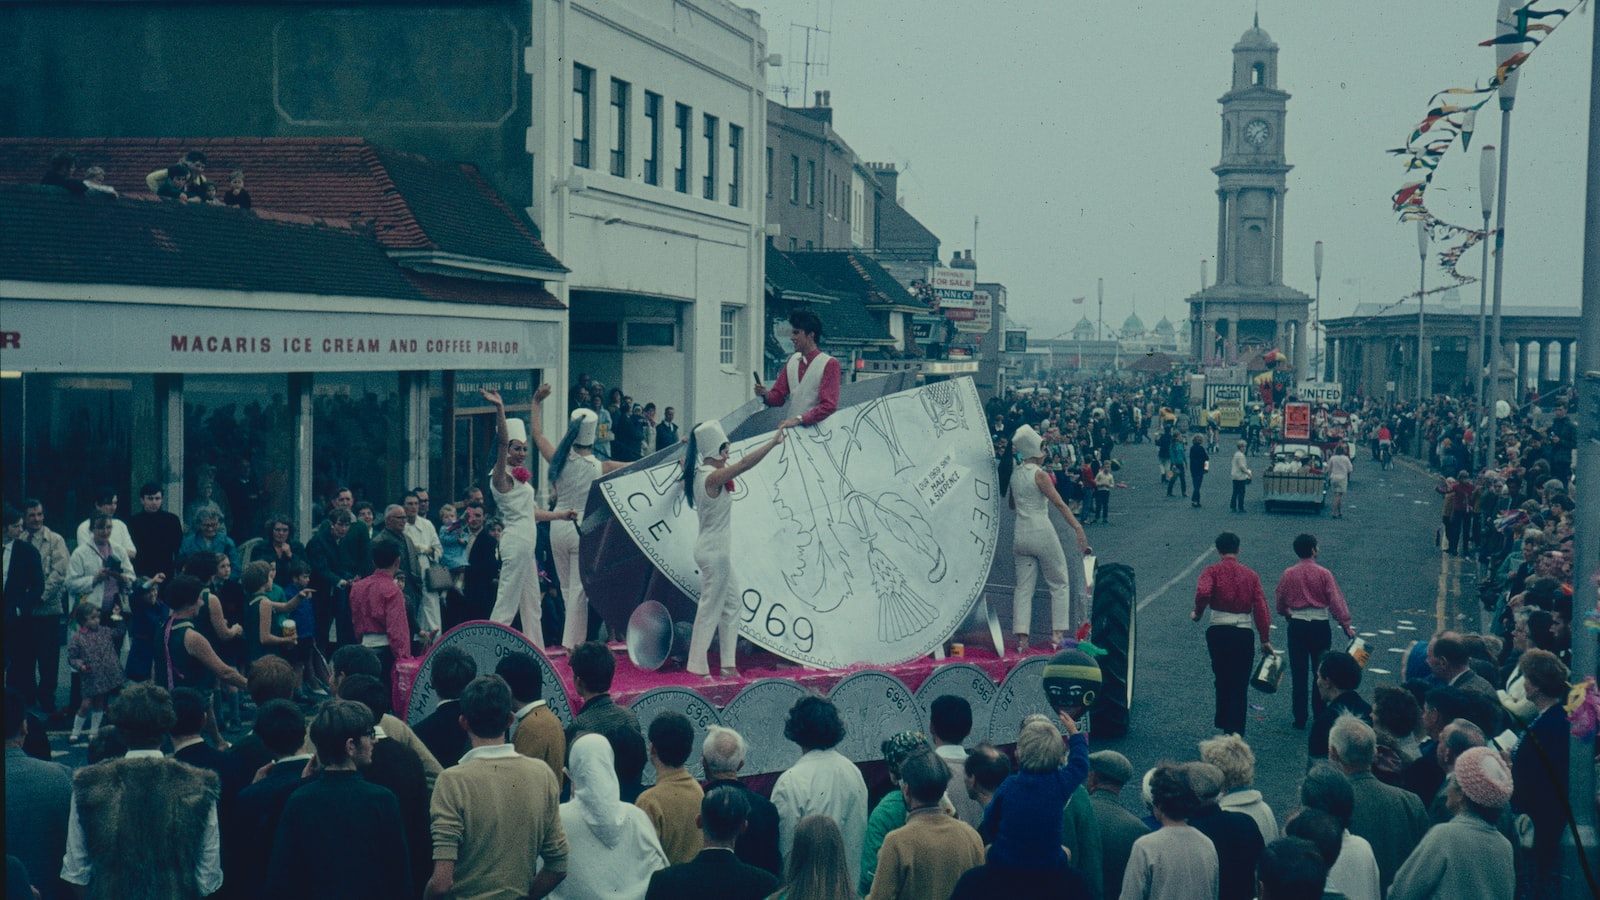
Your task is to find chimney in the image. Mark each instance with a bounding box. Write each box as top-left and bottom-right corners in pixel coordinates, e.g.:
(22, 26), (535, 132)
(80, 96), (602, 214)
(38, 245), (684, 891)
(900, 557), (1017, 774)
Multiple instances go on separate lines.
(822, 90), (831, 107)
(814, 90), (823, 107)
(868, 163), (899, 205)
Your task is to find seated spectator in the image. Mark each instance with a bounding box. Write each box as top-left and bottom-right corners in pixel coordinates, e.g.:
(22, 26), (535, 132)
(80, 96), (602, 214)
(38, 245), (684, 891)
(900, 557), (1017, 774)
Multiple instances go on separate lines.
(1298, 765), (1380, 900)
(770, 695), (869, 887)
(266, 699), (413, 900)
(222, 170), (252, 208)
(1198, 732), (1277, 843)
(979, 711), (1088, 872)
(153, 163), (194, 201)
(555, 733), (668, 899)
(40, 151), (86, 195)
(644, 783), (778, 900)
(864, 749), (984, 900)
(699, 725), (780, 877)
(636, 711), (704, 865)
(413, 646), (477, 769)
(1120, 764), (1219, 900)
(1387, 748), (1515, 900)
(1257, 837), (1330, 900)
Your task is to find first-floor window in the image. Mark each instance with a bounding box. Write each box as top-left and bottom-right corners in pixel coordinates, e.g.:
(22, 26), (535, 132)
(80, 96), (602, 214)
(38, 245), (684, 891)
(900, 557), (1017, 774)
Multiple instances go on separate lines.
(719, 306), (738, 366)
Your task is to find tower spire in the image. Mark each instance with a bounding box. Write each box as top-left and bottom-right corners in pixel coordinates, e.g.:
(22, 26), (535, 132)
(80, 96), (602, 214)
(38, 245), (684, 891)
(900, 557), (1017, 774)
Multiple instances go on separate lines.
(1253, 4), (1259, 29)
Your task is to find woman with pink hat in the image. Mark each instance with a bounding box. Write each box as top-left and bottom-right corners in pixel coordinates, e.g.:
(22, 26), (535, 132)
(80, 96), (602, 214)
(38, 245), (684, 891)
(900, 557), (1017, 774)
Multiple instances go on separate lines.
(1387, 746), (1515, 900)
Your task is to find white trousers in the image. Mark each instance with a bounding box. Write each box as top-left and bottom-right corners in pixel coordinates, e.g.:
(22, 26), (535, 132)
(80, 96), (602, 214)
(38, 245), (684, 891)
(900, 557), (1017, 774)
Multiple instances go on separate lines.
(1012, 527), (1077, 634)
(687, 550), (740, 675)
(551, 520), (588, 649)
(490, 537), (542, 643)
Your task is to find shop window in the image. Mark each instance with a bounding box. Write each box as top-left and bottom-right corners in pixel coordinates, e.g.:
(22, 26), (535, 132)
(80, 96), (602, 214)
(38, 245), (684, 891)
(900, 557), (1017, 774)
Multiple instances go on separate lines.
(451, 370), (535, 503)
(573, 321), (621, 347)
(311, 372), (403, 518)
(5, 374), (135, 536)
(185, 374), (293, 540)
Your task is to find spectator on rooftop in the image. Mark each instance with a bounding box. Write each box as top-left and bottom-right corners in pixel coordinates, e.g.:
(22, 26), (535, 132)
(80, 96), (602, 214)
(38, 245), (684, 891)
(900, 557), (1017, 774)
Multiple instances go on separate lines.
(81, 166), (118, 198)
(222, 170), (252, 208)
(40, 151), (87, 195)
(153, 163), (194, 201)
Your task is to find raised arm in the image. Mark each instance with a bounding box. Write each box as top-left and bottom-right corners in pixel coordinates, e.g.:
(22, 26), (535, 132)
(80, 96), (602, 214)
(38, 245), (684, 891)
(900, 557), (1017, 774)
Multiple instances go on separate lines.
(703, 427), (786, 494)
(528, 383), (558, 464)
(482, 389), (514, 493)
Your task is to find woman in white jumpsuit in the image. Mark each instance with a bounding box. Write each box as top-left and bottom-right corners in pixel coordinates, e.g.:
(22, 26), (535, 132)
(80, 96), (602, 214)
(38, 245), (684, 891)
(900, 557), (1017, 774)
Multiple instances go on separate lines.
(481, 387), (578, 645)
(683, 420), (786, 677)
(1008, 424), (1091, 653)
(526, 383), (628, 649)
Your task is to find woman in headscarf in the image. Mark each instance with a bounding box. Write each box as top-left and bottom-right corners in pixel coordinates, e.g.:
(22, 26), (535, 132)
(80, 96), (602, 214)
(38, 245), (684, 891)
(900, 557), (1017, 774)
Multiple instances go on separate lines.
(550, 733), (668, 899)
(681, 420), (786, 677)
(1005, 425), (1090, 653)
(524, 383), (626, 649)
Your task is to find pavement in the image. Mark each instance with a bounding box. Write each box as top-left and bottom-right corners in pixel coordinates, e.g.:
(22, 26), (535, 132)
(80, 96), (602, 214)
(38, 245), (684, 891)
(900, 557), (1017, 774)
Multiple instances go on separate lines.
(1027, 437), (1483, 819)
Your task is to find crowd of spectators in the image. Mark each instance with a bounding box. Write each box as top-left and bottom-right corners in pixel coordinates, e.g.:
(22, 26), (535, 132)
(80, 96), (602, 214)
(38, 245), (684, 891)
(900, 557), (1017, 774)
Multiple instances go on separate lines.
(40, 148), (253, 208)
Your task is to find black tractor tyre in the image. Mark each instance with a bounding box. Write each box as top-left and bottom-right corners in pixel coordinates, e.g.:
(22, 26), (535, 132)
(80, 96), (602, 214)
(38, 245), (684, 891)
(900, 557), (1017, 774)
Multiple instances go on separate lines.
(1089, 562), (1136, 738)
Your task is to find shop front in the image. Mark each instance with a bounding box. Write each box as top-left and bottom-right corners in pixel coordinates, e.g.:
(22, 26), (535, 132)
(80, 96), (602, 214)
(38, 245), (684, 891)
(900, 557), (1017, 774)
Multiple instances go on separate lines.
(1, 297), (561, 541)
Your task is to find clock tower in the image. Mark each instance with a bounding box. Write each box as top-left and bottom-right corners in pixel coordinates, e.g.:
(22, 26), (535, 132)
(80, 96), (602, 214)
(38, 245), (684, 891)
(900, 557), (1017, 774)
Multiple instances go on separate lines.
(1188, 16), (1312, 371)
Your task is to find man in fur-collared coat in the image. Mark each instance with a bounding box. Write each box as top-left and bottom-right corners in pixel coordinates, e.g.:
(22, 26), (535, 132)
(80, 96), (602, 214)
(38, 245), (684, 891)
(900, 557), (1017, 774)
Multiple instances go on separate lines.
(60, 683), (223, 899)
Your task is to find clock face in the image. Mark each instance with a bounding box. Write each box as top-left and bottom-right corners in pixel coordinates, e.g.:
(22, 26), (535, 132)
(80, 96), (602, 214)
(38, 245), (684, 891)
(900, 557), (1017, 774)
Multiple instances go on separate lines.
(1245, 119), (1271, 147)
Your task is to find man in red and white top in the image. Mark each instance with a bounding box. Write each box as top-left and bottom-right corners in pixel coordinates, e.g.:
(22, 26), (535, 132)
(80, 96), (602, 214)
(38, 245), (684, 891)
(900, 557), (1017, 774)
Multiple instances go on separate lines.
(349, 540), (412, 690)
(755, 310), (839, 428)
(1274, 532), (1355, 730)
(1191, 531), (1274, 736)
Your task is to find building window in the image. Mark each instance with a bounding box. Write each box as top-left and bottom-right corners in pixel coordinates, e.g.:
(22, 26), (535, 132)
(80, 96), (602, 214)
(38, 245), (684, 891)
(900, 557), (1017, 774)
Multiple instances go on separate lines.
(789, 154), (799, 204)
(626, 321), (676, 348)
(806, 159), (816, 207)
(1251, 62), (1264, 85)
(788, 236), (797, 251)
(702, 114), (718, 201)
(643, 91), (662, 185)
(609, 78), (629, 178)
(766, 146), (774, 197)
(572, 321), (621, 346)
(728, 124), (742, 208)
(719, 306), (737, 366)
(674, 103), (691, 193)
(572, 64), (593, 169)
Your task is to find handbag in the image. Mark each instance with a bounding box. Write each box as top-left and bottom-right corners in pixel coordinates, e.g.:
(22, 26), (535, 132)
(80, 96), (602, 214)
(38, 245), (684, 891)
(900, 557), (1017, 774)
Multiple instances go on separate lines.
(425, 563), (454, 592)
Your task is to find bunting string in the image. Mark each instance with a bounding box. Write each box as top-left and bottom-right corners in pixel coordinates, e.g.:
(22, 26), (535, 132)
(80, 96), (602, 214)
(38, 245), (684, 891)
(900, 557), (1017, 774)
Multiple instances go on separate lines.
(1389, 1), (1583, 285)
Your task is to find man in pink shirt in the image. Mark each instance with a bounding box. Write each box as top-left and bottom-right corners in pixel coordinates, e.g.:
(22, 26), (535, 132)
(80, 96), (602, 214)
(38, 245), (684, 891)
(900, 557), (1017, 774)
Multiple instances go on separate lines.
(349, 540), (412, 689)
(755, 310), (840, 428)
(1274, 533), (1355, 730)
(1191, 532), (1274, 736)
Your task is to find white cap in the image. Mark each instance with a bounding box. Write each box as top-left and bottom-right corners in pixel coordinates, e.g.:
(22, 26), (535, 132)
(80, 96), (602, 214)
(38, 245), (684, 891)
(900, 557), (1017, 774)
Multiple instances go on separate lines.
(571, 409), (598, 445)
(505, 418), (529, 445)
(693, 421), (729, 458)
(1013, 425), (1044, 459)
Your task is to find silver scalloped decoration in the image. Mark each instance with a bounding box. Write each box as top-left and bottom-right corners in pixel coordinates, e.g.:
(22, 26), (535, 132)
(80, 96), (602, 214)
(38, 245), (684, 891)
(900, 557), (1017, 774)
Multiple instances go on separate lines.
(629, 686), (725, 784)
(913, 663), (996, 747)
(719, 678), (810, 776)
(827, 671), (923, 763)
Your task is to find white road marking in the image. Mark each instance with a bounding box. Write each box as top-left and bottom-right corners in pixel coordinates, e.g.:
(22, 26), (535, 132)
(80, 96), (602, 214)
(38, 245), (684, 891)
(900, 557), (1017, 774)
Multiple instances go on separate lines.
(1368, 668), (1392, 675)
(1136, 546), (1215, 612)
(1379, 629), (1396, 635)
(1387, 647), (1406, 653)
(1359, 631), (1377, 637)
(1397, 619), (1414, 625)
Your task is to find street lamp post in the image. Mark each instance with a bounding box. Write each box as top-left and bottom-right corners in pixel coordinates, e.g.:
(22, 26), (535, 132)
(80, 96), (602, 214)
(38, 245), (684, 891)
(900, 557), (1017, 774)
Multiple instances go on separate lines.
(1096, 277), (1104, 343)
(1486, 0), (1519, 472)
(1477, 144), (1497, 465)
(1200, 259), (1208, 364)
(1313, 241), (1324, 380)
(1415, 219), (1429, 457)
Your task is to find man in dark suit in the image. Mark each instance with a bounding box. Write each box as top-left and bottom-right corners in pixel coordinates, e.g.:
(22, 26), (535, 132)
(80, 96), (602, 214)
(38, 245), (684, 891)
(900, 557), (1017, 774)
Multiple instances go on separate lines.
(169, 687), (248, 805)
(226, 700), (310, 900)
(5, 688), (72, 900)
(339, 673), (433, 893)
(4, 505), (46, 698)
(700, 726), (780, 876)
(412, 646), (477, 769)
(646, 783), (778, 900)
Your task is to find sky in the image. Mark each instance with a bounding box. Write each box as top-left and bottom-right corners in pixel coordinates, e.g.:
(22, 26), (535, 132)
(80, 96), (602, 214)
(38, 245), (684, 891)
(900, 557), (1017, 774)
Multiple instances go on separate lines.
(741, 0), (1593, 341)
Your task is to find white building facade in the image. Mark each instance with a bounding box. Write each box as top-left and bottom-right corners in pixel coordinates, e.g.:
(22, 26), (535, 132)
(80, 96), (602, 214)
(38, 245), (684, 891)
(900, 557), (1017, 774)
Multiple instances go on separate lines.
(528, 0), (770, 429)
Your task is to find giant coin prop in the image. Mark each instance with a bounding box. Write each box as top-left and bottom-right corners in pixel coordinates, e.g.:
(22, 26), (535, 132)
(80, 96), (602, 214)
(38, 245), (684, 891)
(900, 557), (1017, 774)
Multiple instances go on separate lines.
(593, 377), (1001, 669)
(1042, 647), (1102, 716)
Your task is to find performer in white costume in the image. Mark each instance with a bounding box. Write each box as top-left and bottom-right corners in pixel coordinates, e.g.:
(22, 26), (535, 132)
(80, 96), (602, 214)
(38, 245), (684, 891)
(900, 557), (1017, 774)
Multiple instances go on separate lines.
(480, 387), (578, 644)
(683, 419), (786, 677)
(755, 309), (840, 427)
(524, 383), (627, 649)
(1007, 425), (1091, 653)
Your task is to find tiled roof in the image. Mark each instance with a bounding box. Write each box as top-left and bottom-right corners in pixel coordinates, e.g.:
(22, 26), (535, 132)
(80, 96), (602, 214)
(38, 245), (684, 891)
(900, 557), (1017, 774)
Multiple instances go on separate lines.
(772, 250), (893, 347)
(0, 137), (566, 273)
(784, 249), (920, 308)
(0, 185), (427, 301)
(403, 270), (563, 310)
(1341, 302), (1577, 319)
(764, 242), (834, 301)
